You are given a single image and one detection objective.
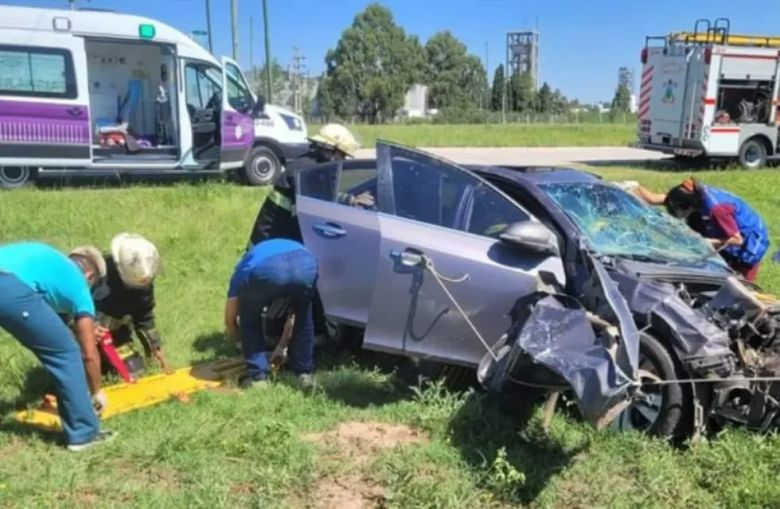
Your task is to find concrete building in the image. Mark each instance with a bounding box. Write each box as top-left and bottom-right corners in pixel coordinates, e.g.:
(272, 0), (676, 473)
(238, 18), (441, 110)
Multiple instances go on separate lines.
(401, 84), (429, 118)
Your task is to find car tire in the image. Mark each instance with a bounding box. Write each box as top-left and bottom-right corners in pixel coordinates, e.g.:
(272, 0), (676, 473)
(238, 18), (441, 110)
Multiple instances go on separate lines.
(738, 138), (768, 169)
(612, 333), (687, 439)
(243, 145), (281, 186)
(0, 166), (35, 189)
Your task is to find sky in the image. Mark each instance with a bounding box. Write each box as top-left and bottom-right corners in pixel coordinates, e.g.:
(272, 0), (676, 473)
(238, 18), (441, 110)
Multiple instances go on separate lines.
(5, 0), (780, 103)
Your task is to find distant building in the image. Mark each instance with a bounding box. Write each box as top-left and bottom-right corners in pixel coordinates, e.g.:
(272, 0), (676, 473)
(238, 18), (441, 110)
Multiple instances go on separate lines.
(401, 84), (429, 118)
(629, 94), (638, 113)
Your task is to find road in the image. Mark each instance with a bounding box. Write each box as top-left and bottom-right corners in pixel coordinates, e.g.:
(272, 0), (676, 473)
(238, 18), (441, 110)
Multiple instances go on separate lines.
(354, 146), (667, 167)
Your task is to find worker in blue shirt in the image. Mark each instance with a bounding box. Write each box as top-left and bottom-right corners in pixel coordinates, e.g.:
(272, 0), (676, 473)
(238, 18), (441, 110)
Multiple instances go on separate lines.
(224, 239), (318, 388)
(0, 242), (115, 451)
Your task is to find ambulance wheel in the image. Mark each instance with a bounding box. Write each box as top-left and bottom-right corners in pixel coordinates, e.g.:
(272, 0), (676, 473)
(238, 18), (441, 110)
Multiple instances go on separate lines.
(244, 145), (281, 186)
(738, 138), (768, 169)
(0, 166), (35, 189)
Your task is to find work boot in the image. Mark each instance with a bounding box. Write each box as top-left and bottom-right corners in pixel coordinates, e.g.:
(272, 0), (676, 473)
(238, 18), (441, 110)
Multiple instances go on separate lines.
(298, 373), (315, 390)
(238, 374), (268, 389)
(67, 430), (117, 452)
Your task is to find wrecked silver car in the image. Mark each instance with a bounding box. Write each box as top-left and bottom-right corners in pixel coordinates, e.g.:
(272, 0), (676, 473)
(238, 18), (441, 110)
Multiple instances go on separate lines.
(294, 142), (778, 439)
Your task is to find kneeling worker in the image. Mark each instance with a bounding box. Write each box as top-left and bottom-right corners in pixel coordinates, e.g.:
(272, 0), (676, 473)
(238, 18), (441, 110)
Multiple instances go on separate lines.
(0, 242), (114, 451)
(622, 178), (770, 281)
(224, 239), (318, 388)
(93, 233), (170, 374)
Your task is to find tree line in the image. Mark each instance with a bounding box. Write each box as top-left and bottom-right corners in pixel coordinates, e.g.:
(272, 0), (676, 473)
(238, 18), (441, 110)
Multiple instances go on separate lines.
(316, 3), (577, 123)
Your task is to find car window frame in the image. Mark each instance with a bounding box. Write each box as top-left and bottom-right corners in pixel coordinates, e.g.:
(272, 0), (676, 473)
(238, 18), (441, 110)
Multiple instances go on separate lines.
(297, 159), (380, 209)
(381, 145), (537, 240)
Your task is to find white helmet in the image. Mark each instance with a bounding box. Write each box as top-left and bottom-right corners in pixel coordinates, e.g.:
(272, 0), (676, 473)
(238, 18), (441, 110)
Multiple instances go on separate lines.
(111, 233), (161, 288)
(309, 124), (359, 157)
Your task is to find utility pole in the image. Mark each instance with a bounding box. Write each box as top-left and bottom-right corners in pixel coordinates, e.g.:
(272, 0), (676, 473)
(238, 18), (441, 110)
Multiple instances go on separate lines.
(262, 0), (273, 103)
(231, 0), (239, 61)
(204, 0), (214, 53)
(249, 17), (254, 84)
(484, 41), (489, 111)
(291, 47), (307, 115)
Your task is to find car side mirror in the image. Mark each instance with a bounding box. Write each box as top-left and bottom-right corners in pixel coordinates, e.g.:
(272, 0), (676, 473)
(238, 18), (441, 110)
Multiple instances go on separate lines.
(499, 221), (559, 257)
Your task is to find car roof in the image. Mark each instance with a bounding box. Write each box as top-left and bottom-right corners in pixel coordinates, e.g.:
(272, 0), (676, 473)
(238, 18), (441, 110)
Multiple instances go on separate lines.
(465, 165), (603, 186)
(339, 157), (603, 187)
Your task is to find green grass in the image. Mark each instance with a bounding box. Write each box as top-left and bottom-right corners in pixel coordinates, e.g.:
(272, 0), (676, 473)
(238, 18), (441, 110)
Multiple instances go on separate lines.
(310, 123), (635, 148)
(1, 168), (780, 508)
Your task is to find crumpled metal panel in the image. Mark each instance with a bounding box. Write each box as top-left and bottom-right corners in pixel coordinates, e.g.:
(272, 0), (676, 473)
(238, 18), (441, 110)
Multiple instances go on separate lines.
(514, 294), (634, 421)
(610, 271), (736, 375)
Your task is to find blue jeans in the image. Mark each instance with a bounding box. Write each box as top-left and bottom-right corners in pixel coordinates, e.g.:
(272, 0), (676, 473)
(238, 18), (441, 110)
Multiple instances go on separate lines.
(0, 273), (100, 445)
(237, 249), (318, 379)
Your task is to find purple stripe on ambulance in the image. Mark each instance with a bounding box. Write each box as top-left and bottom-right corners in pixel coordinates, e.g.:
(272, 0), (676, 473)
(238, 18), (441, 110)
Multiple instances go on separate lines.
(0, 100), (90, 145)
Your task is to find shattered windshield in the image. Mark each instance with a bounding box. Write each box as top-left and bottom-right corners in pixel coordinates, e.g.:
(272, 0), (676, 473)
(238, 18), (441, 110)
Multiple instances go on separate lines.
(540, 182), (729, 271)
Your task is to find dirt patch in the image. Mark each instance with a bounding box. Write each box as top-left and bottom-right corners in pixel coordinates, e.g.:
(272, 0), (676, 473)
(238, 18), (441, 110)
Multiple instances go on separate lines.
(105, 459), (182, 492)
(303, 420), (426, 465)
(312, 474), (385, 509)
(296, 421), (427, 508)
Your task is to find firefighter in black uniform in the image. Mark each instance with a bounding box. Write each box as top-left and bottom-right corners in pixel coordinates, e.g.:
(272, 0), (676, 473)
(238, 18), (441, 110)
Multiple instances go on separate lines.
(93, 233), (170, 374)
(246, 124), (373, 341)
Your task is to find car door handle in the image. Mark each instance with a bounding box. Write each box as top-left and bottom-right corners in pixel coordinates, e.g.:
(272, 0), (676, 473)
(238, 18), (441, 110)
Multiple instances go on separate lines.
(390, 248), (425, 267)
(312, 222), (347, 238)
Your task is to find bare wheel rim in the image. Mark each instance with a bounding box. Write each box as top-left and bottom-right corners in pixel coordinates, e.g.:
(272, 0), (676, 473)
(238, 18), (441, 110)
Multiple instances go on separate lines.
(612, 364), (664, 433)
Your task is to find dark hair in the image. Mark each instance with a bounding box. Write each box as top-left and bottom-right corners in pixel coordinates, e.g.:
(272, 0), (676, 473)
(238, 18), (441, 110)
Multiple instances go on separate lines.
(664, 179), (701, 218)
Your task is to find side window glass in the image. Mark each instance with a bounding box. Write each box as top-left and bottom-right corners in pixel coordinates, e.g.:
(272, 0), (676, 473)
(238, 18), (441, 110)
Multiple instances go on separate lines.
(466, 185), (529, 238)
(225, 63), (252, 114)
(298, 163), (378, 209)
(0, 45), (75, 98)
(185, 66), (202, 109)
(299, 163), (339, 202)
(391, 156), (478, 229)
(185, 63), (222, 111)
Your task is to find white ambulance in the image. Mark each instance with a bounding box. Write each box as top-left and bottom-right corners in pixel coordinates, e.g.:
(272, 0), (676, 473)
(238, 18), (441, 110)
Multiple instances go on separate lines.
(638, 19), (780, 168)
(0, 6), (308, 188)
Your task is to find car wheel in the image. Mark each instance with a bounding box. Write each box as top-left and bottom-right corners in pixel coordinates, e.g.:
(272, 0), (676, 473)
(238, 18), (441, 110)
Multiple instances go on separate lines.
(0, 166), (35, 189)
(243, 145), (281, 186)
(738, 138), (768, 169)
(611, 333), (686, 439)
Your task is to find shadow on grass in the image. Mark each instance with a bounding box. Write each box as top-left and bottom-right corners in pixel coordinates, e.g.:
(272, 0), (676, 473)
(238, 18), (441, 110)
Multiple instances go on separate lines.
(448, 391), (586, 505)
(192, 331), (241, 360)
(0, 366), (53, 416)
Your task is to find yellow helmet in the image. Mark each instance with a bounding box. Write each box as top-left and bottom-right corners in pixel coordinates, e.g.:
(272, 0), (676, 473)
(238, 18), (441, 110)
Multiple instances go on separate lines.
(309, 124), (359, 157)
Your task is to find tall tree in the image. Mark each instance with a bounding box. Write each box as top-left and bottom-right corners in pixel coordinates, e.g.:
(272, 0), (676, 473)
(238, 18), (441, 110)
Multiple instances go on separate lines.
(535, 82), (553, 113)
(425, 31), (486, 110)
(611, 83), (631, 113)
(319, 4), (424, 123)
(491, 64), (505, 111)
(508, 72), (536, 112)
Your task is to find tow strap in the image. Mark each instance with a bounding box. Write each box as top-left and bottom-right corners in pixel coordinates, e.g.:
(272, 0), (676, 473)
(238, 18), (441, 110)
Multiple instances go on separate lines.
(422, 255), (499, 361)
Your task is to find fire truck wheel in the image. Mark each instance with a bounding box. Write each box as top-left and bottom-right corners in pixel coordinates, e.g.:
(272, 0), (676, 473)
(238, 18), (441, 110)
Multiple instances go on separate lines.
(738, 138), (768, 169)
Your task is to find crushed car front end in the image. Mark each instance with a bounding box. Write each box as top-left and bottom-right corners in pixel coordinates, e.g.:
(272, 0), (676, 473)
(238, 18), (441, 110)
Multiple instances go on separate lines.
(478, 169), (780, 438)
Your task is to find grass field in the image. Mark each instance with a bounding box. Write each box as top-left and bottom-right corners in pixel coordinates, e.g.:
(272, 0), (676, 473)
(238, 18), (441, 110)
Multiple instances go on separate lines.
(2, 166), (780, 508)
(310, 123), (635, 148)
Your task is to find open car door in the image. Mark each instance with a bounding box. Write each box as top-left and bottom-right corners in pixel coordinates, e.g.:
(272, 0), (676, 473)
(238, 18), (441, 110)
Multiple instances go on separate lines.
(219, 57), (254, 171)
(362, 142), (567, 366)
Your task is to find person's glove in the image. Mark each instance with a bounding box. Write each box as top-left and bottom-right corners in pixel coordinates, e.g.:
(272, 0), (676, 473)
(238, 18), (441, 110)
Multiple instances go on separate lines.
(614, 180), (640, 192)
(92, 391), (107, 416)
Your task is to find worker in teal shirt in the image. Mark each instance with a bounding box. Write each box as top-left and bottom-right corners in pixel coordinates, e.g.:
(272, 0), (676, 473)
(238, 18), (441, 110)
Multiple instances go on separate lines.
(0, 242), (115, 451)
